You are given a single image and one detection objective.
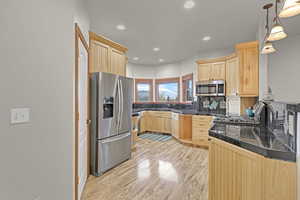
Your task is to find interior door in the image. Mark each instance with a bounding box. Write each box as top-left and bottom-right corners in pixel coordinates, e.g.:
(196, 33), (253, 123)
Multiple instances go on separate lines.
(78, 40), (88, 199)
(118, 77), (133, 134)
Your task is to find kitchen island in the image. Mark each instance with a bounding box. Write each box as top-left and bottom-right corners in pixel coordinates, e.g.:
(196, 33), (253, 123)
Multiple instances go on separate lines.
(208, 123), (296, 200)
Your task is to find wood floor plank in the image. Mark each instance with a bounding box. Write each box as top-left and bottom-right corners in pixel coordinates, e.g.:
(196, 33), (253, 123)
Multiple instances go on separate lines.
(81, 138), (208, 200)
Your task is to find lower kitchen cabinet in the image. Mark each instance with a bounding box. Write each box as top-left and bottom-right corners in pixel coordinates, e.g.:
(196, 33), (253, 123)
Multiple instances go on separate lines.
(192, 115), (213, 147)
(209, 138), (296, 200)
(179, 115), (192, 140)
(131, 116), (139, 151)
(140, 111), (172, 134)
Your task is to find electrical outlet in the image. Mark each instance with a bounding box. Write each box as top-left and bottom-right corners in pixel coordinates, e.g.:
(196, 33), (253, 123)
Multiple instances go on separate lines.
(10, 108), (30, 124)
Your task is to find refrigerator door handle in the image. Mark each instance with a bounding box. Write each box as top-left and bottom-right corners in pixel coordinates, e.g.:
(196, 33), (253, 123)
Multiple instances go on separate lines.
(120, 80), (124, 131)
(101, 132), (131, 144)
(117, 79), (122, 134)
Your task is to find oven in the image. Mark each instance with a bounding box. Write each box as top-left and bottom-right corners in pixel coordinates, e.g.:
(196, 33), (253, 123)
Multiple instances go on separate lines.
(196, 80), (225, 96)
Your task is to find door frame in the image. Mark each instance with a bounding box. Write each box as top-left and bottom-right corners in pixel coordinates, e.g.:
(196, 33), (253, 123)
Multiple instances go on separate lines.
(74, 23), (89, 200)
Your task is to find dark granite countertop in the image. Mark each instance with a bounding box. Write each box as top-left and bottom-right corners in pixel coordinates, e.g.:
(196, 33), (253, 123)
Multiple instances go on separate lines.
(132, 108), (225, 117)
(209, 123), (296, 162)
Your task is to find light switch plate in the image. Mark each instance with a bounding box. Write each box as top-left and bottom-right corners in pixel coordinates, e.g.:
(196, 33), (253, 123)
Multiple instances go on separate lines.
(10, 108), (30, 124)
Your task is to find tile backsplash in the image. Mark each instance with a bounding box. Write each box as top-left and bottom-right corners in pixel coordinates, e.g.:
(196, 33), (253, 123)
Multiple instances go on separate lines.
(196, 96), (226, 115)
(133, 103), (195, 110)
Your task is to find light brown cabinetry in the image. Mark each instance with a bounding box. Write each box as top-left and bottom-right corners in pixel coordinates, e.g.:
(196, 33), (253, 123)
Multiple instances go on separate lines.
(211, 62), (226, 80)
(197, 62), (225, 81)
(111, 48), (126, 76)
(140, 111), (172, 134)
(131, 116), (139, 151)
(209, 138), (296, 200)
(89, 32), (128, 76)
(197, 41), (259, 97)
(263, 158), (297, 200)
(198, 63), (212, 81)
(225, 56), (239, 96)
(179, 115), (192, 140)
(236, 41), (259, 97)
(192, 115), (213, 147)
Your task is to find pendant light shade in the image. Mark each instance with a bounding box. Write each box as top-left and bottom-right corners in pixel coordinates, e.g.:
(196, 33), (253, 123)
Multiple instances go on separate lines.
(261, 4), (276, 55)
(279, 0), (300, 18)
(268, 0), (288, 41)
(267, 23), (288, 41)
(261, 41), (277, 54)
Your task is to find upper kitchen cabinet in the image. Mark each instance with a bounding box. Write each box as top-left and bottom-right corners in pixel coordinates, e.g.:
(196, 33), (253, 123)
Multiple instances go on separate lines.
(235, 41), (259, 97)
(197, 41), (259, 97)
(111, 48), (127, 76)
(225, 55), (239, 96)
(211, 62), (226, 80)
(197, 59), (226, 81)
(198, 63), (211, 81)
(89, 32), (128, 76)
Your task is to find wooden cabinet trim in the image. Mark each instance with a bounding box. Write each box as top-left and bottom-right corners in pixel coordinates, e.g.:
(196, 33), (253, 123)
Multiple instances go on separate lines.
(89, 31), (128, 53)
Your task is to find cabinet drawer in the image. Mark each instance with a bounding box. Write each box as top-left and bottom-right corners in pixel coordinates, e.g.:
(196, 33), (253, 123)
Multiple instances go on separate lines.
(192, 128), (209, 135)
(193, 122), (212, 127)
(192, 115), (213, 122)
(143, 111), (171, 118)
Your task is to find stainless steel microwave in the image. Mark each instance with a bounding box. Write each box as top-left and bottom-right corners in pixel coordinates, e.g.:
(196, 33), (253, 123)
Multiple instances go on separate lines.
(196, 80), (225, 96)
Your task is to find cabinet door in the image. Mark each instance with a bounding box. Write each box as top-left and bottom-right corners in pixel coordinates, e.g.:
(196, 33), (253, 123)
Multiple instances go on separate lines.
(198, 63), (212, 81)
(140, 116), (146, 133)
(226, 57), (239, 96)
(90, 41), (110, 73)
(192, 115), (212, 146)
(209, 138), (263, 200)
(237, 43), (259, 97)
(211, 62), (226, 80)
(163, 118), (171, 133)
(111, 48), (126, 76)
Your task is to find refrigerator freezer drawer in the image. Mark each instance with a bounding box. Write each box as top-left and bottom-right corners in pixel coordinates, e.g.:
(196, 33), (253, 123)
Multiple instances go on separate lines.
(98, 132), (131, 174)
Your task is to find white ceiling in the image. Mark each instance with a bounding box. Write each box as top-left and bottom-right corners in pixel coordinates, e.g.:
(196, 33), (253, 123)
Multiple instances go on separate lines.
(86, 0), (300, 65)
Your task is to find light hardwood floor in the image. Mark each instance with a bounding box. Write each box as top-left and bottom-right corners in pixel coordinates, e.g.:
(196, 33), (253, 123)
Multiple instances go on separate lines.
(81, 137), (208, 200)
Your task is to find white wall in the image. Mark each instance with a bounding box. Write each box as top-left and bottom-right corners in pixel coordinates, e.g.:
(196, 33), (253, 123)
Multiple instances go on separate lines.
(258, 13), (300, 102)
(268, 34), (300, 102)
(0, 0), (89, 200)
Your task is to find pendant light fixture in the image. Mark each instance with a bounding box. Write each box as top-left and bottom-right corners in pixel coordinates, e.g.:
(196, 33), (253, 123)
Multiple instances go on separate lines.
(261, 4), (277, 54)
(279, 0), (300, 18)
(268, 0), (288, 41)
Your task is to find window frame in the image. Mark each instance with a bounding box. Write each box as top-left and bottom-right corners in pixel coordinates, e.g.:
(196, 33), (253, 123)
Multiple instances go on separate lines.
(134, 79), (153, 103)
(182, 73), (194, 103)
(155, 77), (180, 102)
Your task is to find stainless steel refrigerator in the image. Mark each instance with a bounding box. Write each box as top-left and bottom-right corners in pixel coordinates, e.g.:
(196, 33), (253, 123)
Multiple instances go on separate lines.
(90, 72), (133, 176)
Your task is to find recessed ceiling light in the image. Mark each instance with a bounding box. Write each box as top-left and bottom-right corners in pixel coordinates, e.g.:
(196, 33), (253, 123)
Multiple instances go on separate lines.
(202, 36), (211, 41)
(153, 47), (160, 52)
(159, 58), (164, 62)
(116, 24), (126, 31)
(184, 0), (195, 9)
(133, 57), (139, 61)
